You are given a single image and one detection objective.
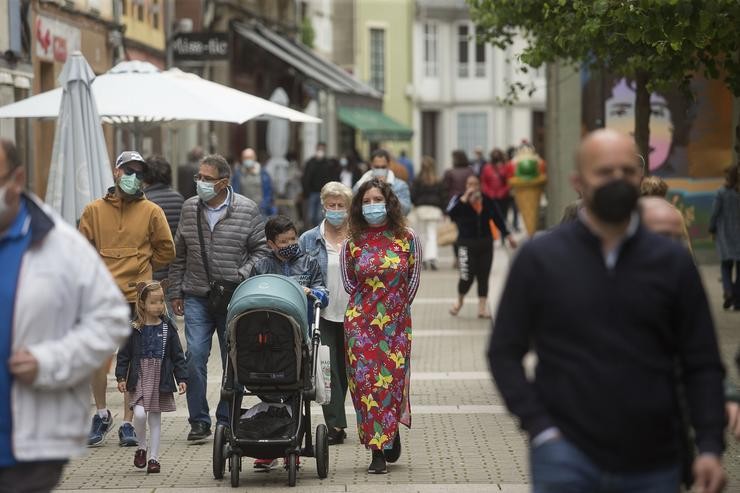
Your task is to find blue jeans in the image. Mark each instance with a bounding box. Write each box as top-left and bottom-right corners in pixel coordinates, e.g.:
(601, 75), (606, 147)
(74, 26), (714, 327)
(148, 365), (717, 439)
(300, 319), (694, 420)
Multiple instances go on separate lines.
(184, 295), (229, 427)
(720, 260), (740, 302)
(307, 192), (323, 229)
(531, 437), (680, 493)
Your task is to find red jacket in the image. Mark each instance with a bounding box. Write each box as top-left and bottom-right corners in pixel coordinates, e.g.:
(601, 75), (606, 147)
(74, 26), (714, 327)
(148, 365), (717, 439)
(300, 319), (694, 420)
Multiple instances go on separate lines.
(480, 162), (513, 200)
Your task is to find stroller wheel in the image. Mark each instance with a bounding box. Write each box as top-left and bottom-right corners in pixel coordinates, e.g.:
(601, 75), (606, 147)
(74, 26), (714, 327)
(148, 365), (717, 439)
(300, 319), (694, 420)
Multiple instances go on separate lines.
(212, 423), (227, 480)
(287, 453), (298, 487)
(315, 424), (329, 479)
(230, 453), (240, 488)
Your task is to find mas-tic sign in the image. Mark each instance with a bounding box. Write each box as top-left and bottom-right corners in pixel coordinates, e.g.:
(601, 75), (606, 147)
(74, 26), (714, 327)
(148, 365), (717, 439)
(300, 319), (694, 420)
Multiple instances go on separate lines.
(171, 33), (229, 61)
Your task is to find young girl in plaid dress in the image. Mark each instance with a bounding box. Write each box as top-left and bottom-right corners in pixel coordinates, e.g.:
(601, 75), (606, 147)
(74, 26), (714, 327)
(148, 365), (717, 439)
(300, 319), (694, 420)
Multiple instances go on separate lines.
(116, 281), (187, 473)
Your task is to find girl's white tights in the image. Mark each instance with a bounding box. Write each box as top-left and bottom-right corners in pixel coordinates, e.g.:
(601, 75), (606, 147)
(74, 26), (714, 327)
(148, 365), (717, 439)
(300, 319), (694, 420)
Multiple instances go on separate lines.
(133, 405), (162, 461)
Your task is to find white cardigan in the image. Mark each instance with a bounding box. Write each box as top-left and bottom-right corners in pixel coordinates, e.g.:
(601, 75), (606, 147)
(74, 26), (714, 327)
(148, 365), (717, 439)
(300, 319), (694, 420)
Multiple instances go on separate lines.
(10, 197), (130, 461)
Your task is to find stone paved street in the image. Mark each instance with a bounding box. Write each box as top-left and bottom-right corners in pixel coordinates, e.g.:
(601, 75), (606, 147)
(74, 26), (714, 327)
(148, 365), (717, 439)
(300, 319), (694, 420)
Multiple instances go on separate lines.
(54, 242), (740, 492)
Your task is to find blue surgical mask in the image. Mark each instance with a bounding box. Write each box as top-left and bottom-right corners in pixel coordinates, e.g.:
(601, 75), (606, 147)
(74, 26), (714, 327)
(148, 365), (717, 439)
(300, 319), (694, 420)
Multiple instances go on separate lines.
(325, 209), (347, 227)
(362, 203), (387, 225)
(339, 158), (348, 167)
(118, 173), (142, 195)
(278, 243), (300, 260)
(243, 159), (256, 169)
(371, 168), (388, 179)
(196, 180), (218, 202)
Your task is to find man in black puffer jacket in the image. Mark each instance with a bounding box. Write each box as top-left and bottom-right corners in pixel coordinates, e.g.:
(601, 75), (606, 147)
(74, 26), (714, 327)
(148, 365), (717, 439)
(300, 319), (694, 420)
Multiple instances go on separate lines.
(144, 156), (184, 281)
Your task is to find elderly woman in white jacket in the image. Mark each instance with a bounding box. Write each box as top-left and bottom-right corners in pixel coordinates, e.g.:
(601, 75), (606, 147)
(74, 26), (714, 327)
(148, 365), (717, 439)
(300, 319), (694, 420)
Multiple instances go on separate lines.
(0, 139), (129, 493)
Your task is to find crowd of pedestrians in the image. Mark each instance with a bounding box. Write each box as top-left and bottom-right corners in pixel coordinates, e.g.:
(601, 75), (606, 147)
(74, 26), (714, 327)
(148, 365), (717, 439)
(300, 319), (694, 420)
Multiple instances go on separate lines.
(3, 128), (740, 493)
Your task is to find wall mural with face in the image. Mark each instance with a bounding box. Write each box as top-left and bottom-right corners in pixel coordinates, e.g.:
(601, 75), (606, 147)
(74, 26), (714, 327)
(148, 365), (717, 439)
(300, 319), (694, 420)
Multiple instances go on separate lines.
(581, 70), (734, 253)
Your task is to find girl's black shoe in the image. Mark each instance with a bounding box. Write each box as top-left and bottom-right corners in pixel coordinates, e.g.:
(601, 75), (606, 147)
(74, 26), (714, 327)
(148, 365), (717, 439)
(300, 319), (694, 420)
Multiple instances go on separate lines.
(368, 450), (387, 474)
(383, 433), (401, 463)
(327, 427), (346, 445)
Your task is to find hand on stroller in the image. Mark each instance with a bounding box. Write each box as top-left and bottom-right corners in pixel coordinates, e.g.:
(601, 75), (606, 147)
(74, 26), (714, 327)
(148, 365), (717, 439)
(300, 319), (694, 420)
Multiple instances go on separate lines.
(117, 381), (126, 393)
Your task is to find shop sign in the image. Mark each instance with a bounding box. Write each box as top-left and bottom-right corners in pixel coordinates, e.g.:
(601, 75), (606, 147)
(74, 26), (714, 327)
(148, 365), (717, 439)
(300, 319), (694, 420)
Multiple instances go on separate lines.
(35, 14), (81, 63)
(171, 33), (229, 61)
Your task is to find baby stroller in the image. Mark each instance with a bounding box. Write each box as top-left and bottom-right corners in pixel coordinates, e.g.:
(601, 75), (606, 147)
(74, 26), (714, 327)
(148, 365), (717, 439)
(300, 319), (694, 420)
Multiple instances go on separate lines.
(212, 274), (329, 487)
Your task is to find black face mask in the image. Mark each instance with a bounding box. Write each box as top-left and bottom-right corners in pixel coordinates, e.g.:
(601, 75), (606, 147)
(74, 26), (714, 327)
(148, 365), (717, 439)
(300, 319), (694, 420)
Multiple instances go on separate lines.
(590, 179), (639, 224)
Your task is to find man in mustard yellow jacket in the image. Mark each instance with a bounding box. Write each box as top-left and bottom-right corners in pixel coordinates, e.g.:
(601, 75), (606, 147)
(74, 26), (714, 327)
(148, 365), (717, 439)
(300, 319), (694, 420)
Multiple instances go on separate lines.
(78, 150), (175, 447)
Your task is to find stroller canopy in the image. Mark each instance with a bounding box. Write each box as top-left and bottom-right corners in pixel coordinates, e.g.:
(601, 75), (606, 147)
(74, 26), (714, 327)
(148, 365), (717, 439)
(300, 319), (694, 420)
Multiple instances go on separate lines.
(227, 274), (308, 333)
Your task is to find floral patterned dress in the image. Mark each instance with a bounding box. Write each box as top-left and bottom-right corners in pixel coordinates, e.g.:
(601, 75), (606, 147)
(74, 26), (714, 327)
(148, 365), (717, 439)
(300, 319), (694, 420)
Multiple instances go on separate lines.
(341, 226), (421, 450)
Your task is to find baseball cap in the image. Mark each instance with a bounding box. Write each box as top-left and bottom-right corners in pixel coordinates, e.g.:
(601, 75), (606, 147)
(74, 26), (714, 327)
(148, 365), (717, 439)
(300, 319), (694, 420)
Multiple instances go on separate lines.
(115, 151), (147, 168)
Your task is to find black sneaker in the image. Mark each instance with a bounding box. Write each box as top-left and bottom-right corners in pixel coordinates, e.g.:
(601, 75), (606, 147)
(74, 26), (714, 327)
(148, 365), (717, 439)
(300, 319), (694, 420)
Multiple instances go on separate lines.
(368, 450), (387, 474)
(327, 428), (346, 445)
(383, 433), (401, 463)
(187, 422), (211, 441)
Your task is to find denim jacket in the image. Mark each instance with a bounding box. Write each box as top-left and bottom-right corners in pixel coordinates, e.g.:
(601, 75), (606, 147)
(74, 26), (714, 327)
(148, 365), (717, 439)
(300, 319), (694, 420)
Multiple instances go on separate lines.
(298, 224), (328, 284)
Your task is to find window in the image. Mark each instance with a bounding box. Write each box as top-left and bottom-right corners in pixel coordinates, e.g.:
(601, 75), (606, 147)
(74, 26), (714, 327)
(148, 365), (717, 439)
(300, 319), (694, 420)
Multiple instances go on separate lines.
(370, 28), (385, 92)
(152, 0), (160, 28)
(458, 23), (486, 78)
(475, 40), (486, 77)
(457, 25), (469, 78)
(137, 3), (144, 22)
(121, 0), (127, 15)
(457, 112), (488, 158)
(424, 23), (438, 77)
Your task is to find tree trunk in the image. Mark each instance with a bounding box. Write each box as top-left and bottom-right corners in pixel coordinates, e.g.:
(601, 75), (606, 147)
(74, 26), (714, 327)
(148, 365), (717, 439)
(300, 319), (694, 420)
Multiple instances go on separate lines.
(634, 72), (651, 176)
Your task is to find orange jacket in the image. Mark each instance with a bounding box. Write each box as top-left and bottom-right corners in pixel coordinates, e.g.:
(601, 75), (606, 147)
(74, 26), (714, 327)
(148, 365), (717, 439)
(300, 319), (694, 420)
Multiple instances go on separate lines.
(78, 190), (175, 302)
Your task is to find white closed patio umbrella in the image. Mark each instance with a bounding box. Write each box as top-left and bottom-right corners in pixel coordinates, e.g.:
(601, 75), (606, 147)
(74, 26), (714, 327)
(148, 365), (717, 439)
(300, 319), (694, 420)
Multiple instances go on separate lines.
(46, 52), (113, 224)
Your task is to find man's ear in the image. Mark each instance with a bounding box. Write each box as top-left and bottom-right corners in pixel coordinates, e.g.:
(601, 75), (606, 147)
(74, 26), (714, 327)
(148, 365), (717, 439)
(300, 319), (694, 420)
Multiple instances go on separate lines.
(570, 172), (583, 196)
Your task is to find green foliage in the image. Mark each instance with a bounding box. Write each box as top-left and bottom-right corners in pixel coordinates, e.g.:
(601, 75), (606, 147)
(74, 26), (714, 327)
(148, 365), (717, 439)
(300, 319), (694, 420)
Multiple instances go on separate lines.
(468, 0), (740, 96)
(300, 16), (315, 49)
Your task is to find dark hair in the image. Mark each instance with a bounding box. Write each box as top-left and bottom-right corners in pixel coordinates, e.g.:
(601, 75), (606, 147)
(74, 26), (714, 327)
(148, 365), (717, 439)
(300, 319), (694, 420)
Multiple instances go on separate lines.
(452, 150), (469, 168)
(145, 155), (172, 186)
(0, 138), (21, 172)
(489, 148), (506, 165)
(725, 164), (739, 191)
(200, 154), (231, 179)
(265, 215), (297, 242)
(371, 149), (391, 164)
(349, 179), (406, 242)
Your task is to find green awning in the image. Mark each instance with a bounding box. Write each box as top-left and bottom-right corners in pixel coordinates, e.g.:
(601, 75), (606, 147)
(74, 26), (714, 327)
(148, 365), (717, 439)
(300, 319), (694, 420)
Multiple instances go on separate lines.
(338, 107), (413, 141)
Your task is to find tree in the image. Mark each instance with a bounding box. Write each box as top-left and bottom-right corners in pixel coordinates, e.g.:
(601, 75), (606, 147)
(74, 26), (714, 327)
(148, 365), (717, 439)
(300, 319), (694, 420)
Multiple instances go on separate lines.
(468, 0), (740, 172)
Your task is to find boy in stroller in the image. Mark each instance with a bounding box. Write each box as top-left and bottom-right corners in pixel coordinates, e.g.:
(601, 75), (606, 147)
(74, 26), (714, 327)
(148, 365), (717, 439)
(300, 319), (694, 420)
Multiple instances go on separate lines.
(248, 215), (328, 469)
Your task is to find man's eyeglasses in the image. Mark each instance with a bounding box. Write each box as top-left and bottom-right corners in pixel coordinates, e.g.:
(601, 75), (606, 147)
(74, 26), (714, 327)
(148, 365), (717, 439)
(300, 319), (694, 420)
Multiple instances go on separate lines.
(123, 167), (145, 180)
(193, 174), (222, 183)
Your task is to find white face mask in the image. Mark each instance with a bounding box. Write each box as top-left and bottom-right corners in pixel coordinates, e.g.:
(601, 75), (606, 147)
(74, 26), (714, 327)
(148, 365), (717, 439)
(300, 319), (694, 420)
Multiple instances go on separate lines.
(0, 182), (10, 218)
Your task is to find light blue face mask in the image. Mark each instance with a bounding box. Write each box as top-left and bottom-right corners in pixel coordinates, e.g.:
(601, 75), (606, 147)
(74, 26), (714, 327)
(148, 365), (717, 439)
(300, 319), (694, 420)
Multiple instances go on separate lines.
(118, 173), (142, 195)
(362, 203), (387, 225)
(196, 180), (218, 202)
(325, 209), (347, 227)
(371, 168), (388, 179)
(243, 159), (256, 169)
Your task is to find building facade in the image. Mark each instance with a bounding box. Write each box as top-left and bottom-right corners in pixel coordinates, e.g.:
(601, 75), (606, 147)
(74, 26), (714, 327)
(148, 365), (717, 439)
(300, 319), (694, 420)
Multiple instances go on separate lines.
(354, 0), (415, 155)
(29, 0), (120, 196)
(412, 0), (546, 170)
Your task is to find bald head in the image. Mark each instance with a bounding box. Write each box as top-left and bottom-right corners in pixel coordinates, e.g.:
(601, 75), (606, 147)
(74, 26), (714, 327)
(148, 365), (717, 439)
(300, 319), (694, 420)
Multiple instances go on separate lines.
(576, 129), (640, 173)
(640, 197), (686, 243)
(241, 148), (256, 161)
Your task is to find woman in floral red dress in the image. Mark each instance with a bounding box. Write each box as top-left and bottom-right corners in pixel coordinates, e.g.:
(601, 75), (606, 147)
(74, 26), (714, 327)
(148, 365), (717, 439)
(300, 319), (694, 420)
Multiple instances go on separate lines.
(341, 179), (422, 474)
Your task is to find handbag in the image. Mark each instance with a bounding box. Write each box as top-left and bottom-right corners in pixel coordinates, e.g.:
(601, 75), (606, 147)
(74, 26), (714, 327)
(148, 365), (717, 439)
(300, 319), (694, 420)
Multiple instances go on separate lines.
(313, 345), (332, 405)
(196, 203), (238, 316)
(437, 219), (459, 247)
